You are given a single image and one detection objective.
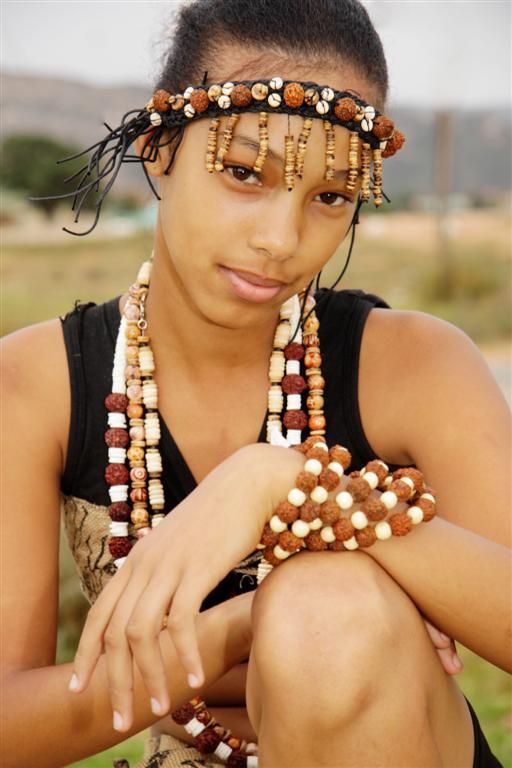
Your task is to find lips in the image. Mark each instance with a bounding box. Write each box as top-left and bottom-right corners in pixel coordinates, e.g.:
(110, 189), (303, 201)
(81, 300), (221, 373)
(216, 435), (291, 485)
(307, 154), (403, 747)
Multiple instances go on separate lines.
(223, 267), (287, 288)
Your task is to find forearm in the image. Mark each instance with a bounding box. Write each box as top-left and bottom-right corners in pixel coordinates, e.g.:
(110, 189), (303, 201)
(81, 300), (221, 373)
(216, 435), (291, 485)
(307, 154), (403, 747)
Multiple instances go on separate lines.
(364, 515), (511, 672)
(1, 595), (249, 768)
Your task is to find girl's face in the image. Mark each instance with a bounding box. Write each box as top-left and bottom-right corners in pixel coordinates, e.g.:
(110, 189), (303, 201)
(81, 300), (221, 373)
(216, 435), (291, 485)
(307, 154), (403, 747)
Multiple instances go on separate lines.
(145, 63), (374, 329)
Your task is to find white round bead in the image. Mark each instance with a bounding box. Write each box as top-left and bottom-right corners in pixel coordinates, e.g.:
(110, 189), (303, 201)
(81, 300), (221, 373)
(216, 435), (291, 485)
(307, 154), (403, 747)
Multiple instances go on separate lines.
(335, 491), (353, 510)
(288, 488), (307, 507)
(384, 476), (392, 487)
(407, 506), (424, 524)
(320, 526), (336, 543)
(344, 536), (359, 550)
(375, 521), (392, 540)
(286, 360), (300, 375)
(313, 442), (328, 452)
(350, 511), (369, 530)
(291, 519), (310, 538)
(327, 461), (344, 478)
(304, 458), (322, 476)
(269, 514), (288, 533)
(310, 485), (328, 504)
(273, 544), (291, 560)
(309, 517), (323, 530)
(287, 394), (302, 410)
(362, 471), (378, 490)
(381, 491), (398, 510)
(401, 476), (415, 493)
(421, 493), (436, 503)
(110, 521), (129, 537)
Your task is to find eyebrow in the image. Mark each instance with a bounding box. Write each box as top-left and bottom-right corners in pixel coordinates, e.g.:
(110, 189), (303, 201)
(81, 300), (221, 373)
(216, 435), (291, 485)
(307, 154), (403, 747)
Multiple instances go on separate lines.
(231, 133), (349, 181)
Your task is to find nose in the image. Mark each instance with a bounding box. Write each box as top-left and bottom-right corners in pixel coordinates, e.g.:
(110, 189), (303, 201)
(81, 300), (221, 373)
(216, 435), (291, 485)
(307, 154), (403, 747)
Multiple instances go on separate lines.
(247, 190), (302, 263)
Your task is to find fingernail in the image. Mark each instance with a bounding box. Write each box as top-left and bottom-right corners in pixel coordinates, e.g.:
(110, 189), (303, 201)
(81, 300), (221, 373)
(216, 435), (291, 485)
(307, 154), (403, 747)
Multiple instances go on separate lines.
(113, 711), (124, 731)
(151, 697), (163, 716)
(187, 672), (201, 689)
(452, 654), (463, 671)
(68, 673), (79, 692)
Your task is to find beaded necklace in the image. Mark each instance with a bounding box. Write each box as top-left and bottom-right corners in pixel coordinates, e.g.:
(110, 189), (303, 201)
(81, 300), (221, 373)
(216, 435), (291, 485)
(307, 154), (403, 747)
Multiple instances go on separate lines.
(103, 255), (326, 765)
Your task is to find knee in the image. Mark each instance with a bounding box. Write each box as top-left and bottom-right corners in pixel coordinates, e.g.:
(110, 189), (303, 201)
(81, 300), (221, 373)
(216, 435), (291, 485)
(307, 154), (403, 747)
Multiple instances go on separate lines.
(252, 552), (408, 703)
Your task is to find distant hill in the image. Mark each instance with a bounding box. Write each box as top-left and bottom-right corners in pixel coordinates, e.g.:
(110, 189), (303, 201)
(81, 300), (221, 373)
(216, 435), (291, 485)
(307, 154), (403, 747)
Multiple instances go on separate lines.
(2, 71), (510, 200)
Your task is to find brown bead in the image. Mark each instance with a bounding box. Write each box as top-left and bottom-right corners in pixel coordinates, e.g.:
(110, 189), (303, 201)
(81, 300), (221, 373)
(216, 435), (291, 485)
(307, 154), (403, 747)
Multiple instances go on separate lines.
(304, 350), (322, 368)
(127, 403), (144, 419)
(108, 536), (132, 558)
(104, 428), (129, 448)
(284, 342), (305, 360)
(263, 546), (283, 567)
(109, 502), (131, 522)
(260, 523), (279, 547)
(230, 84), (252, 107)
(417, 497), (436, 522)
(333, 517), (355, 541)
(305, 446), (329, 467)
(125, 324), (140, 340)
(355, 526), (377, 548)
(334, 97), (357, 121)
(389, 479), (413, 501)
(283, 410), (308, 430)
(127, 446), (145, 463)
(278, 530), (303, 553)
(227, 751), (247, 768)
(365, 460), (389, 484)
(319, 468), (340, 492)
(274, 500), (299, 524)
(300, 499), (321, 522)
(392, 467), (424, 496)
(152, 89), (171, 112)
(361, 497), (387, 522)
(293, 471), (316, 495)
(130, 487), (147, 503)
(196, 728), (222, 754)
(346, 477), (372, 502)
(372, 115), (394, 139)
(309, 414), (326, 430)
(196, 710), (212, 726)
(329, 445), (352, 470)
(189, 88), (210, 113)
(283, 82), (305, 108)
(105, 393), (129, 413)
(382, 129), (406, 158)
(319, 500), (340, 525)
(304, 531), (327, 551)
(389, 512), (412, 536)
(307, 373), (325, 391)
(307, 394), (324, 410)
(303, 333), (320, 347)
(105, 464), (129, 486)
(329, 539), (346, 551)
(227, 737), (242, 750)
(301, 435), (327, 452)
(281, 374), (307, 394)
(348, 470), (360, 479)
(171, 703), (196, 725)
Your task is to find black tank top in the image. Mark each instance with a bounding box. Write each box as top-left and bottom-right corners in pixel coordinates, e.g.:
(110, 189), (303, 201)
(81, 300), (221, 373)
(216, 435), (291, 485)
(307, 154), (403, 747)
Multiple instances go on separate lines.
(60, 287), (403, 608)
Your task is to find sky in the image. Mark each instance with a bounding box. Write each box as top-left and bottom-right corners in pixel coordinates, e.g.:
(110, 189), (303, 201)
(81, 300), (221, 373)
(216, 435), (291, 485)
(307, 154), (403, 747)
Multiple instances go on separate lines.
(1, 0), (511, 109)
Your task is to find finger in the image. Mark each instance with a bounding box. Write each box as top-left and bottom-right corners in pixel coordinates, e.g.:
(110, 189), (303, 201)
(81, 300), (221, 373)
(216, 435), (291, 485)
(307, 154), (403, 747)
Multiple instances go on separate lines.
(165, 584), (204, 688)
(423, 617), (452, 649)
(435, 645), (464, 675)
(71, 561), (132, 692)
(104, 569), (154, 731)
(125, 570), (182, 717)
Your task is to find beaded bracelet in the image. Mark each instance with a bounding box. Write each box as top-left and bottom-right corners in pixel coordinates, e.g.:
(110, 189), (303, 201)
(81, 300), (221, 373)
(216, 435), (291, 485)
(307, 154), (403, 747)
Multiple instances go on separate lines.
(258, 437), (436, 571)
(172, 697), (258, 766)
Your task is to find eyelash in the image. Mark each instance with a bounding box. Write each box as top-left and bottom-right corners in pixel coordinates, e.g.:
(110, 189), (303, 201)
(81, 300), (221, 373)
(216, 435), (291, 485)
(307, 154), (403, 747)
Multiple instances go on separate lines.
(224, 164), (350, 208)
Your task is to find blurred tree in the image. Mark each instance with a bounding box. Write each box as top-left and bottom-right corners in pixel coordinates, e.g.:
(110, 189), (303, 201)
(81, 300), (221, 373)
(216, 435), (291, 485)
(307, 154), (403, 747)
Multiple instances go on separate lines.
(0, 134), (97, 218)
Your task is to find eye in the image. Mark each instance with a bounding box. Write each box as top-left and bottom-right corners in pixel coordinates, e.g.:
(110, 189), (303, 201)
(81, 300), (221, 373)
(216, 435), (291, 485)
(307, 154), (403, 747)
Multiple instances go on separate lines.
(315, 191), (350, 208)
(224, 164), (261, 185)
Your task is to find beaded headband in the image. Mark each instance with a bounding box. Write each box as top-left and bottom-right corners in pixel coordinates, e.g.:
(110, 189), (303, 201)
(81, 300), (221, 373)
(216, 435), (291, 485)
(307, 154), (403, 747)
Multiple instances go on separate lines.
(33, 76), (405, 235)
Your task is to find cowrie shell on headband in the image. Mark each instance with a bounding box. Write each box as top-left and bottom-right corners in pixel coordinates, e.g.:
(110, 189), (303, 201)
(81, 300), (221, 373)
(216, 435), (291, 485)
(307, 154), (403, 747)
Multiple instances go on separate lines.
(150, 112), (163, 126)
(252, 82), (269, 100)
(217, 94), (231, 109)
(222, 82), (235, 95)
(208, 84), (222, 101)
(364, 106), (376, 120)
(321, 87), (335, 101)
(184, 104), (196, 118)
(183, 86), (194, 100)
(316, 100), (329, 115)
(268, 92), (282, 108)
(361, 117), (373, 132)
(304, 88), (319, 106)
(270, 76), (284, 90)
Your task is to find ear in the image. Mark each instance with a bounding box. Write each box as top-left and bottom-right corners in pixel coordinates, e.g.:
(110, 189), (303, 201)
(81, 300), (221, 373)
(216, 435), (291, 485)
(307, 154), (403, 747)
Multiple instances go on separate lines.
(133, 132), (170, 178)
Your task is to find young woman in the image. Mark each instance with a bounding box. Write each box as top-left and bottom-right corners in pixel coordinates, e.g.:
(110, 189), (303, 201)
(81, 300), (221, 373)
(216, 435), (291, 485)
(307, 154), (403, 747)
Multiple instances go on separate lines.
(1, 1), (509, 766)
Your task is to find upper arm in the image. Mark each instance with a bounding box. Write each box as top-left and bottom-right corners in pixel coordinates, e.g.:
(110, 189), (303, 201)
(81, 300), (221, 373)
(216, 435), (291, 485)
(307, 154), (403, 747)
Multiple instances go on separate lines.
(1, 320), (71, 674)
(360, 308), (511, 548)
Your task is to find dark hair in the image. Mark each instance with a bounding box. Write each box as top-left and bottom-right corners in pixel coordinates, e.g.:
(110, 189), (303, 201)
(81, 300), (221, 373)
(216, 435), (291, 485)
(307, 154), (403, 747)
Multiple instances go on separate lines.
(156, 0), (388, 111)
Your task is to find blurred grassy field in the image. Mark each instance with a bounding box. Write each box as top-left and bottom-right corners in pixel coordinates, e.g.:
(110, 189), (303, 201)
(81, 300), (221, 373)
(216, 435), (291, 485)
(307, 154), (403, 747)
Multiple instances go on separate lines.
(2, 207), (511, 767)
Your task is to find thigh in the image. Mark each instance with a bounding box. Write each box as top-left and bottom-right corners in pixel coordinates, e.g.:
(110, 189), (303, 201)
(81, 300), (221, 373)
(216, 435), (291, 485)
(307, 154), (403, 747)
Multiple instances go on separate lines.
(246, 552), (475, 767)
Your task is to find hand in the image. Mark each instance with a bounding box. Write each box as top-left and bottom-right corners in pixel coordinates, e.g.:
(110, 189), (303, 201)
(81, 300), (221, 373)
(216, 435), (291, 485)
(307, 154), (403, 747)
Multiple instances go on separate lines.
(423, 617), (463, 675)
(69, 443), (303, 730)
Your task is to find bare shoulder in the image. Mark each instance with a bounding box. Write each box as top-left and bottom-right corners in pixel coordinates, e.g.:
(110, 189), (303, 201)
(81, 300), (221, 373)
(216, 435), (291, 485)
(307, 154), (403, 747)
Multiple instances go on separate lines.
(2, 318), (70, 472)
(358, 306), (509, 468)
